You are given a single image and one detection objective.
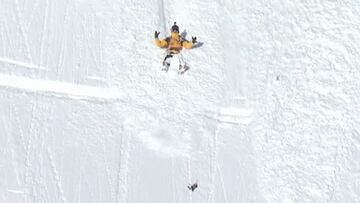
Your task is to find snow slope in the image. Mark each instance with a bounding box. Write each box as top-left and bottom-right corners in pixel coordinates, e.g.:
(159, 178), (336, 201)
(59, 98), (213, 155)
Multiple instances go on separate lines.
(1, 0), (360, 202)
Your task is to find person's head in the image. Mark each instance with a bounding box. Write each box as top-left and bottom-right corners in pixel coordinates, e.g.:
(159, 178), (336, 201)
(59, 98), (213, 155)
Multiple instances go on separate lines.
(170, 22), (180, 38)
(171, 22), (179, 33)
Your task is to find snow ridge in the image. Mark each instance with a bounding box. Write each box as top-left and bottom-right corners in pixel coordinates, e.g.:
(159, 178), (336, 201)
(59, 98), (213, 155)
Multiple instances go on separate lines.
(0, 74), (119, 101)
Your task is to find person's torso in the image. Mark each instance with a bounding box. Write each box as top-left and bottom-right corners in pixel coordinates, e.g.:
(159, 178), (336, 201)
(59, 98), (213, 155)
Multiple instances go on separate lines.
(169, 37), (182, 49)
(166, 33), (183, 53)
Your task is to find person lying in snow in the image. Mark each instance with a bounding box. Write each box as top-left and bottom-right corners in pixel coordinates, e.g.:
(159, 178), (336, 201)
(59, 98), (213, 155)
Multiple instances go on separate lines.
(154, 22), (197, 72)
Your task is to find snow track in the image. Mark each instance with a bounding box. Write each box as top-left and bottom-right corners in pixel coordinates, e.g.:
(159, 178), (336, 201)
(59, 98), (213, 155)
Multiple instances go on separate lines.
(0, 74), (119, 101)
(0, 57), (46, 70)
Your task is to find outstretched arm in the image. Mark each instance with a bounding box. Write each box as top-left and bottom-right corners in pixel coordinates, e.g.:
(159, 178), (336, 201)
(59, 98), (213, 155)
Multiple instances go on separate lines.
(155, 38), (168, 48)
(182, 36), (197, 49)
(154, 31), (168, 48)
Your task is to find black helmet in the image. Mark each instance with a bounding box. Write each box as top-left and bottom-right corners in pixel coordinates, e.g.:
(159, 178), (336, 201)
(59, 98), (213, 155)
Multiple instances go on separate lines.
(171, 22), (179, 33)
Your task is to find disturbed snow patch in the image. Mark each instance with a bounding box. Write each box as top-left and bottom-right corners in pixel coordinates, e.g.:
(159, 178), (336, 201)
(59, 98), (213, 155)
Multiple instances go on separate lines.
(135, 122), (192, 158)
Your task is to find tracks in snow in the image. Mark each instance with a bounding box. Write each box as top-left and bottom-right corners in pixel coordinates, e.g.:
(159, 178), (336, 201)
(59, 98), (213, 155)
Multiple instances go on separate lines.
(157, 0), (167, 33)
(0, 57), (46, 70)
(218, 107), (253, 125)
(0, 73), (120, 102)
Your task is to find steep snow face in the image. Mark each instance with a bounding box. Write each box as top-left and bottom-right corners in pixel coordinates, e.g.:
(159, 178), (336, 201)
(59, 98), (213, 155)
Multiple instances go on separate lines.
(1, 0), (360, 202)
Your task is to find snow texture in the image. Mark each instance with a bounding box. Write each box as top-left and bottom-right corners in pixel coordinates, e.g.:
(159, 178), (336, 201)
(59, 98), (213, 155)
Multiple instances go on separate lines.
(0, 0), (360, 202)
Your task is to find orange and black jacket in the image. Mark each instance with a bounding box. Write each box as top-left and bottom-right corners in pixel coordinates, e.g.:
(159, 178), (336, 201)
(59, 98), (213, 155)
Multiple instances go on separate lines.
(155, 32), (194, 54)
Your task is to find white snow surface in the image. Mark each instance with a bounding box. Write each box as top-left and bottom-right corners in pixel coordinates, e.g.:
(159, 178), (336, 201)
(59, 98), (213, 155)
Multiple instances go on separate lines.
(1, 0), (360, 202)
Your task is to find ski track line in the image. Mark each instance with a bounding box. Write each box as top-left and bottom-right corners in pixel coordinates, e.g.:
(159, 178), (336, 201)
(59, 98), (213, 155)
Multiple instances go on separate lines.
(2, 116), (15, 185)
(31, 102), (47, 202)
(2, 115), (23, 191)
(76, 149), (85, 203)
(39, 0), (50, 69)
(157, 0), (167, 33)
(100, 134), (114, 202)
(7, 190), (24, 194)
(13, 0), (33, 63)
(11, 104), (26, 155)
(217, 162), (228, 203)
(0, 57), (46, 70)
(116, 131), (132, 203)
(0, 74), (120, 101)
(86, 76), (108, 82)
(99, 20), (104, 70)
(47, 147), (67, 202)
(57, 1), (70, 74)
(199, 107), (254, 126)
(22, 101), (37, 202)
(122, 132), (132, 203)
(219, 107), (253, 117)
(171, 158), (176, 203)
(115, 133), (124, 203)
(187, 157), (193, 203)
(25, 0), (39, 30)
(208, 123), (221, 203)
(80, 137), (96, 202)
(40, 102), (56, 203)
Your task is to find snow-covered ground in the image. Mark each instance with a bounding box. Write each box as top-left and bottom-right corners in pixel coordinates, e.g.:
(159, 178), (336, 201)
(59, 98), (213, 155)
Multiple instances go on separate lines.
(1, 0), (360, 202)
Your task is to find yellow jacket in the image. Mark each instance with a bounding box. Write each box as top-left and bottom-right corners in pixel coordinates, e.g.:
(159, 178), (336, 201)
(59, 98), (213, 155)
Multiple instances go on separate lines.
(155, 32), (194, 54)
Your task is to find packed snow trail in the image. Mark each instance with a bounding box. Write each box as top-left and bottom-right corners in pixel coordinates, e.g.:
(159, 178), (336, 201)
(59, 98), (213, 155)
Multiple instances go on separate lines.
(0, 73), (120, 101)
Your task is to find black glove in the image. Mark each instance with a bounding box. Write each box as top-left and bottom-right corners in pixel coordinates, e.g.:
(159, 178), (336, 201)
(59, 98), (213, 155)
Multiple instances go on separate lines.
(192, 36), (197, 43)
(154, 31), (160, 38)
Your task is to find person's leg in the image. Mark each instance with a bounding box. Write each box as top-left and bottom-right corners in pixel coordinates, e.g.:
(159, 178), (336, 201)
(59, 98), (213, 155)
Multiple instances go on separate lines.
(162, 53), (173, 71)
(178, 53), (186, 70)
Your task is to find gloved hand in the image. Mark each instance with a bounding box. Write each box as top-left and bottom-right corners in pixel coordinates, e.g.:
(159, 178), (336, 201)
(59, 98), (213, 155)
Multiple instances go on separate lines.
(192, 36), (197, 43)
(154, 31), (160, 38)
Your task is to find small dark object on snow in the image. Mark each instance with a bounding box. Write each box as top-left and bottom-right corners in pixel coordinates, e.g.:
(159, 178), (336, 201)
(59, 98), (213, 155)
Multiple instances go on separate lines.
(276, 75), (280, 80)
(187, 183), (198, 192)
(192, 36), (197, 43)
(154, 31), (160, 38)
